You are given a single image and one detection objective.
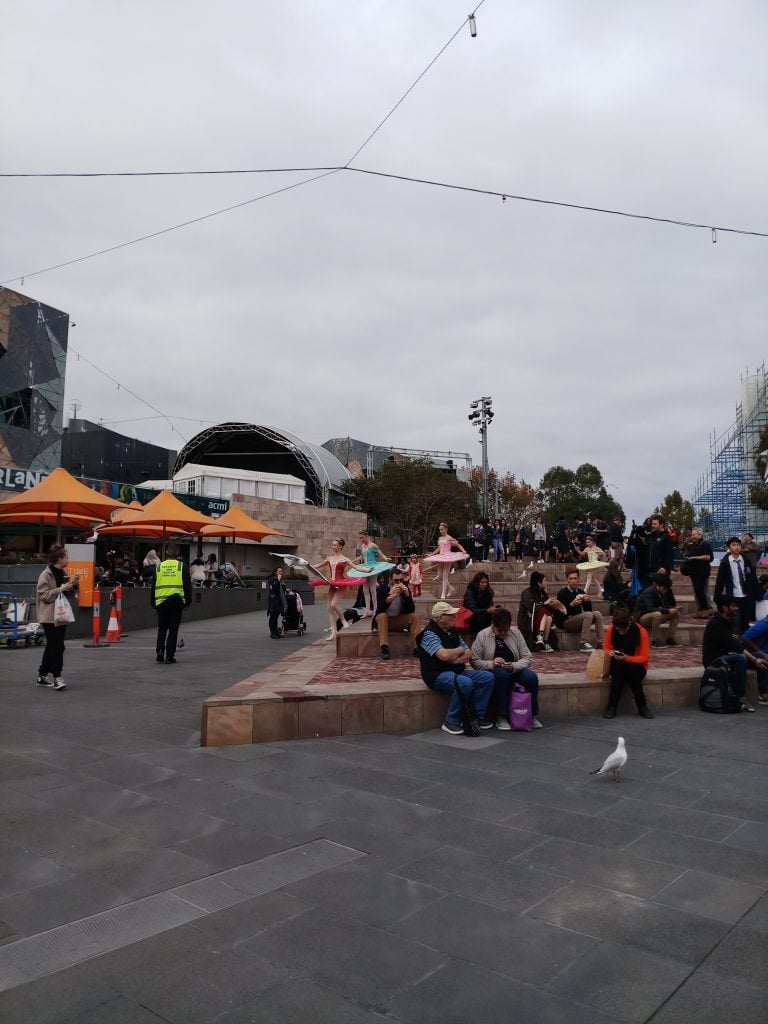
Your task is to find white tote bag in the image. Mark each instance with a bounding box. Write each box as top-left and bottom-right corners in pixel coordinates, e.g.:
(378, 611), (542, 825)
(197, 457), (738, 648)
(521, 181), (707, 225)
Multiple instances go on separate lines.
(53, 593), (75, 627)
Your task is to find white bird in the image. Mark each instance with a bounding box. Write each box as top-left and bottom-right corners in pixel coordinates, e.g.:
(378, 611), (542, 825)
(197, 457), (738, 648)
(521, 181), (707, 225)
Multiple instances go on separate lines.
(590, 737), (627, 783)
(517, 571), (527, 580)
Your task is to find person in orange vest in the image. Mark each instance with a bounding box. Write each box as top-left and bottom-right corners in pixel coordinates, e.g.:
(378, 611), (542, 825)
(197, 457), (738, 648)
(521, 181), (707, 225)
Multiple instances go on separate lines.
(150, 545), (192, 664)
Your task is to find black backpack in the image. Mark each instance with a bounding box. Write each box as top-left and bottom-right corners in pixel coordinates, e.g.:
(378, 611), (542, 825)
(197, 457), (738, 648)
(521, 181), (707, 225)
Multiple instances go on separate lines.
(699, 659), (743, 714)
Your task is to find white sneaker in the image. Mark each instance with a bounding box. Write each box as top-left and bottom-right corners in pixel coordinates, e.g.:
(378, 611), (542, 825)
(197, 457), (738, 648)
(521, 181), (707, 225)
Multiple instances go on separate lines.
(51, 677), (66, 691)
(543, 644), (555, 653)
(496, 717), (511, 730)
(533, 718), (543, 729)
(579, 642), (594, 652)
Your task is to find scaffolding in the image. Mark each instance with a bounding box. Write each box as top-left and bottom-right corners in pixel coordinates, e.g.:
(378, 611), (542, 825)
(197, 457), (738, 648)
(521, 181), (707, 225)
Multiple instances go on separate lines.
(692, 364), (768, 547)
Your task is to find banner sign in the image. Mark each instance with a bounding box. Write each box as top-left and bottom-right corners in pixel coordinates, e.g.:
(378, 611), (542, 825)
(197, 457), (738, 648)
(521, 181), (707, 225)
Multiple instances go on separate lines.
(0, 466), (228, 517)
(67, 543), (96, 608)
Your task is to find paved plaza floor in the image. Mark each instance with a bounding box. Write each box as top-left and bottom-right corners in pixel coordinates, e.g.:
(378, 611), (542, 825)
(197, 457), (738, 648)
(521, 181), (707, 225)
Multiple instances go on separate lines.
(1, 606), (768, 1023)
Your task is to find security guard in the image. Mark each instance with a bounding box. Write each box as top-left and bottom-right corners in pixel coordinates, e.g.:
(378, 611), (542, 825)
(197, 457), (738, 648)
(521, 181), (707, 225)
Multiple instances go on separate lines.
(150, 544), (192, 664)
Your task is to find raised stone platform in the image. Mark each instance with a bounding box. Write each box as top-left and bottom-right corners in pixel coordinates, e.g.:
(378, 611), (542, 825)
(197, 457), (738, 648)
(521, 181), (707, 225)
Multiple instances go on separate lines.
(201, 638), (711, 747)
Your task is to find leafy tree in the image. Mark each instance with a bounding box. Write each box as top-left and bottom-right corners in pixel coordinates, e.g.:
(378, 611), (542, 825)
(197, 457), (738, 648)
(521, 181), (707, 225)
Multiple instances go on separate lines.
(537, 463), (623, 528)
(468, 468), (541, 523)
(655, 490), (695, 532)
(342, 458), (476, 551)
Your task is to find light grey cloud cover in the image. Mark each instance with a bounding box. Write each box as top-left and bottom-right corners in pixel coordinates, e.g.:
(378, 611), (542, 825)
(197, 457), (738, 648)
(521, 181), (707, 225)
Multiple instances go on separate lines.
(2, 0), (767, 521)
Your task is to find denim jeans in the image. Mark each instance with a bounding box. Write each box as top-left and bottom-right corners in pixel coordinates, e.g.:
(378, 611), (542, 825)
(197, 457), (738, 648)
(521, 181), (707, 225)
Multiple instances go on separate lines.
(431, 669), (494, 725)
(716, 654), (747, 698)
(492, 666), (539, 718)
(492, 539), (505, 561)
(753, 649), (768, 694)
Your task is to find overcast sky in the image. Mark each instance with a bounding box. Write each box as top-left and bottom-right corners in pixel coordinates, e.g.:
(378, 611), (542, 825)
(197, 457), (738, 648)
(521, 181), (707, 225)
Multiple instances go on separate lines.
(3, 1), (767, 523)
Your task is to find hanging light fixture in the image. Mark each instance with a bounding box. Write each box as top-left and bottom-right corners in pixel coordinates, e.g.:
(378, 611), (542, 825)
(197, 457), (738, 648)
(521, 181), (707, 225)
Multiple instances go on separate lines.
(468, 13), (477, 37)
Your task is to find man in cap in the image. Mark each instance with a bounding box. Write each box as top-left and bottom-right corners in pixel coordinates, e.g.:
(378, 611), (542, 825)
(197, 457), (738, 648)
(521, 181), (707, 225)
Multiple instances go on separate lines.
(416, 601), (495, 734)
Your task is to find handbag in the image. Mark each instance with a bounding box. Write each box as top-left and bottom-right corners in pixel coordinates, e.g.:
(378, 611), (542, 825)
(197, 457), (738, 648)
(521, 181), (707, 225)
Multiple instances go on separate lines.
(509, 683), (533, 731)
(54, 592), (75, 627)
(454, 606), (473, 631)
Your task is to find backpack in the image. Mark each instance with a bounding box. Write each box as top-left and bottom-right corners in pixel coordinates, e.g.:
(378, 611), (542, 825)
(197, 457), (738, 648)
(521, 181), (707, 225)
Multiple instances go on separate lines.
(699, 659), (743, 714)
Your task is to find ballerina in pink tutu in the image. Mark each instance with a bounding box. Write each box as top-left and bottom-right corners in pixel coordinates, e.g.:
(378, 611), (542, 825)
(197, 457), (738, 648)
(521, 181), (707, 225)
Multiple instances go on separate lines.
(424, 522), (469, 599)
(312, 539), (373, 641)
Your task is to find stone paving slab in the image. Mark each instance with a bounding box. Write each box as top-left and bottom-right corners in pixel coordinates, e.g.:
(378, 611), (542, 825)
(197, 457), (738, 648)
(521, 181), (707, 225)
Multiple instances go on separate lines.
(1, 607), (768, 1022)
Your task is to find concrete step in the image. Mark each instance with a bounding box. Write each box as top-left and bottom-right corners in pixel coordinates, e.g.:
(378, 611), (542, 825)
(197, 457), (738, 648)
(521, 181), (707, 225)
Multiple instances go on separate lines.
(412, 596), (699, 617)
(337, 619), (704, 658)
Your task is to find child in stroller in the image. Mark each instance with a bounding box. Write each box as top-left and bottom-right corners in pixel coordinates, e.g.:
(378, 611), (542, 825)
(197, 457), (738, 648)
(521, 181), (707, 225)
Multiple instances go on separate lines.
(281, 589), (307, 636)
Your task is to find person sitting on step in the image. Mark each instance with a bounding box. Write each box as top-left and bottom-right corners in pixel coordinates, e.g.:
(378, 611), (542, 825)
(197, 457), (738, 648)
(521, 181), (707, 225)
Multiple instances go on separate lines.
(602, 607), (653, 719)
(634, 574), (680, 648)
(471, 607), (542, 729)
(374, 567), (420, 661)
(517, 571), (563, 652)
(554, 569), (605, 651)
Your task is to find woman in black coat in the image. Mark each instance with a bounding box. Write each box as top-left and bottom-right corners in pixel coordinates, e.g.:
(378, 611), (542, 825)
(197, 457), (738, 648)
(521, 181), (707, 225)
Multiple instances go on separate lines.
(462, 571), (499, 632)
(267, 566), (287, 639)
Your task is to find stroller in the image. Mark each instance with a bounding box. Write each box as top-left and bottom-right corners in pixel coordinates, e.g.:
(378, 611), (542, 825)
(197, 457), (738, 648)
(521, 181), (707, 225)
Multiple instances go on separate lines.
(0, 595), (44, 648)
(281, 589), (307, 636)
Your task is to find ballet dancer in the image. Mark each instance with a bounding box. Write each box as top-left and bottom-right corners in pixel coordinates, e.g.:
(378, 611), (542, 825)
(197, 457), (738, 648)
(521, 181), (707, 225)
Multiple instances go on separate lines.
(425, 522), (469, 600)
(356, 530), (390, 617)
(313, 539), (373, 641)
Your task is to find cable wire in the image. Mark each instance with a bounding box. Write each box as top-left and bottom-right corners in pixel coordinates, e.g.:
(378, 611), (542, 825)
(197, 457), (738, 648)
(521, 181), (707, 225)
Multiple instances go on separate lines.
(344, 1), (485, 166)
(0, 168), (340, 286)
(0, 165), (340, 178)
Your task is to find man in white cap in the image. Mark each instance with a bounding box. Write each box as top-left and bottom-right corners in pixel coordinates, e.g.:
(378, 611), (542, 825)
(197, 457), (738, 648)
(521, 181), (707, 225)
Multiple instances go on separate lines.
(416, 601), (495, 734)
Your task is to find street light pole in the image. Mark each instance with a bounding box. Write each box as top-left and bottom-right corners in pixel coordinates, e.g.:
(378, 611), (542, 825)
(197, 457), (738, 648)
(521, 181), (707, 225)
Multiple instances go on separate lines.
(468, 396), (494, 519)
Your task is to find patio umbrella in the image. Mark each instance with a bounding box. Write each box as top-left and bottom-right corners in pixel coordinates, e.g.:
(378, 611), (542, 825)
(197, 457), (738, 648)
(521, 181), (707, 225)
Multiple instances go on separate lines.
(102, 490), (221, 552)
(198, 507), (291, 543)
(0, 467), (126, 543)
(0, 510), (104, 553)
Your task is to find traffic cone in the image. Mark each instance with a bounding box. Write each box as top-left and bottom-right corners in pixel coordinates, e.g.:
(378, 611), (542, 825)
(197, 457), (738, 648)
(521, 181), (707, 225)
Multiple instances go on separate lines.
(104, 607), (121, 643)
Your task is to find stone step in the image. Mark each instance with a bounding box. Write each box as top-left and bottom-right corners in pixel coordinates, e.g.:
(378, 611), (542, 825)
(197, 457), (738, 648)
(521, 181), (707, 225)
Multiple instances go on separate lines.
(412, 596), (700, 617)
(336, 619), (704, 658)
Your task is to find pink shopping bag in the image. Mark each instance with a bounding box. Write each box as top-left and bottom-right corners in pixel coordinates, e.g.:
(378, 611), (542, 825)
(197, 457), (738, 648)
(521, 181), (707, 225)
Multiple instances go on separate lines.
(509, 684), (533, 732)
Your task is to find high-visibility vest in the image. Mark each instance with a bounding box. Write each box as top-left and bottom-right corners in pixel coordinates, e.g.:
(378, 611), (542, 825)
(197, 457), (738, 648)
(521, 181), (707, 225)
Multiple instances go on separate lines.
(154, 559), (185, 605)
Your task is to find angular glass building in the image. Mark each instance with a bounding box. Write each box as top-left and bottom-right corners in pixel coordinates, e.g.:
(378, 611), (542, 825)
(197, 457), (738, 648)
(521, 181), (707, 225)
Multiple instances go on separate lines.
(0, 287), (69, 472)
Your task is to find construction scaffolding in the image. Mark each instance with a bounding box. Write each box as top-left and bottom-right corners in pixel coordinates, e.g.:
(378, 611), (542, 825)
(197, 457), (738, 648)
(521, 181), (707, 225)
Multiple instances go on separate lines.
(692, 365), (768, 547)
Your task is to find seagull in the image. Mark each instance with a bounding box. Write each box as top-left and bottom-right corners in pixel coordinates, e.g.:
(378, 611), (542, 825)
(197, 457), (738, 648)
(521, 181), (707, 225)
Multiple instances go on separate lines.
(517, 570), (527, 580)
(590, 737), (627, 783)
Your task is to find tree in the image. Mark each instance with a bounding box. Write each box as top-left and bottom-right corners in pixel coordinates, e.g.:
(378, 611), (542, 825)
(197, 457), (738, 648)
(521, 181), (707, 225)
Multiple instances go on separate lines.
(468, 468), (541, 523)
(537, 463), (623, 528)
(655, 490), (695, 532)
(343, 458), (476, 551)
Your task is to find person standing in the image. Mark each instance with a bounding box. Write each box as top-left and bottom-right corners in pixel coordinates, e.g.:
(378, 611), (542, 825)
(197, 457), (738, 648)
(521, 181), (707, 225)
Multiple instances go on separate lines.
(532, 517), (547, 563)
(267, 566), (287, 639)
(408, 554), (423, 596)
(36, 544), (78, 691)
(426, 522), (469, 600)
(647, 515), (675, 578)
(681, 527), (714, 618)
(357, 531), (388, 618)
(714, 536), (759, 634)
(151, 544), (192, 664)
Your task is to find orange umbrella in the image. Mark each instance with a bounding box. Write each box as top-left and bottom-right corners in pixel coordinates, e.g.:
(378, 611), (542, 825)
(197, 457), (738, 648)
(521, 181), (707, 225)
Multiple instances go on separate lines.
(199, 507), (291, 543)
(100, 490), (220, 551)
(0, 467), (126, 542)
(0, 511), (103, 528)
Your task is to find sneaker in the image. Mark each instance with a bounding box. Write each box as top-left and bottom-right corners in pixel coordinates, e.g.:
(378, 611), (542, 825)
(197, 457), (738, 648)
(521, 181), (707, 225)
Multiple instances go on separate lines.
(651, 639), (665, 648)
(496, 717), (512, 730)
(665, 638), (680, 647)
(741, 702), (756, 713)
(477, 718), (495, 730)
(579, 642), (594, 652)
(380, 645), (391, 661)
(758, 694), (768, 705)
(441, 720), (463, 735)
(534, 640), (545, 652)
(51, 677), (66, 691)
(603, 707), (617, 719)
(156, 654), (164, 663)
(165, 657), (177, 664)
(543, 644), (555, 653)
(639, 706), (654, 719)
(533, 718), (543, 729)
(36, 673), (49, 686)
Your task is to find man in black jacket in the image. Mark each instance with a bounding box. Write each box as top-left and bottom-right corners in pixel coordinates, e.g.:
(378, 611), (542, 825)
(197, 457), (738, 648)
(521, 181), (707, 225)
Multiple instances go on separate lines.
(374, 568), (420, 661)
(646, 515), (675, 578)
(554, 569), (605, 651)
(702, 598), (766, 711)
(635, 575), (680, 648)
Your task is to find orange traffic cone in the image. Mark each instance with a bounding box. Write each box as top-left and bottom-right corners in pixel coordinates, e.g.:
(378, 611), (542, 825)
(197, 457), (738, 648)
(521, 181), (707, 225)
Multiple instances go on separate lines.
(104, 607), (121, 643)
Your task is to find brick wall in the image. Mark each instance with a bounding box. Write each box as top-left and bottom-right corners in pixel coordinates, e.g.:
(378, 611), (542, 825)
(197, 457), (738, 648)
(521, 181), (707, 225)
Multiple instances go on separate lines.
(232, 494), (367, 569)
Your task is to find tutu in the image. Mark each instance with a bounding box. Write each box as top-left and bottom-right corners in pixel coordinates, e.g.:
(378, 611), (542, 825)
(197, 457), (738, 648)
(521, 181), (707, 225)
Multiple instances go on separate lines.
(347, 562), (394, 578)
(576, 560), (606, 572)
(424, 552), (467, 564)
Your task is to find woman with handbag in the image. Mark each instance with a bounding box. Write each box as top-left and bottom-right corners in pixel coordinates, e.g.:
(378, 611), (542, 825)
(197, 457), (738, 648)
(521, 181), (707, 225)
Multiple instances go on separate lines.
(461, 571), (499, 633)
(35, 544), (78, 691)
